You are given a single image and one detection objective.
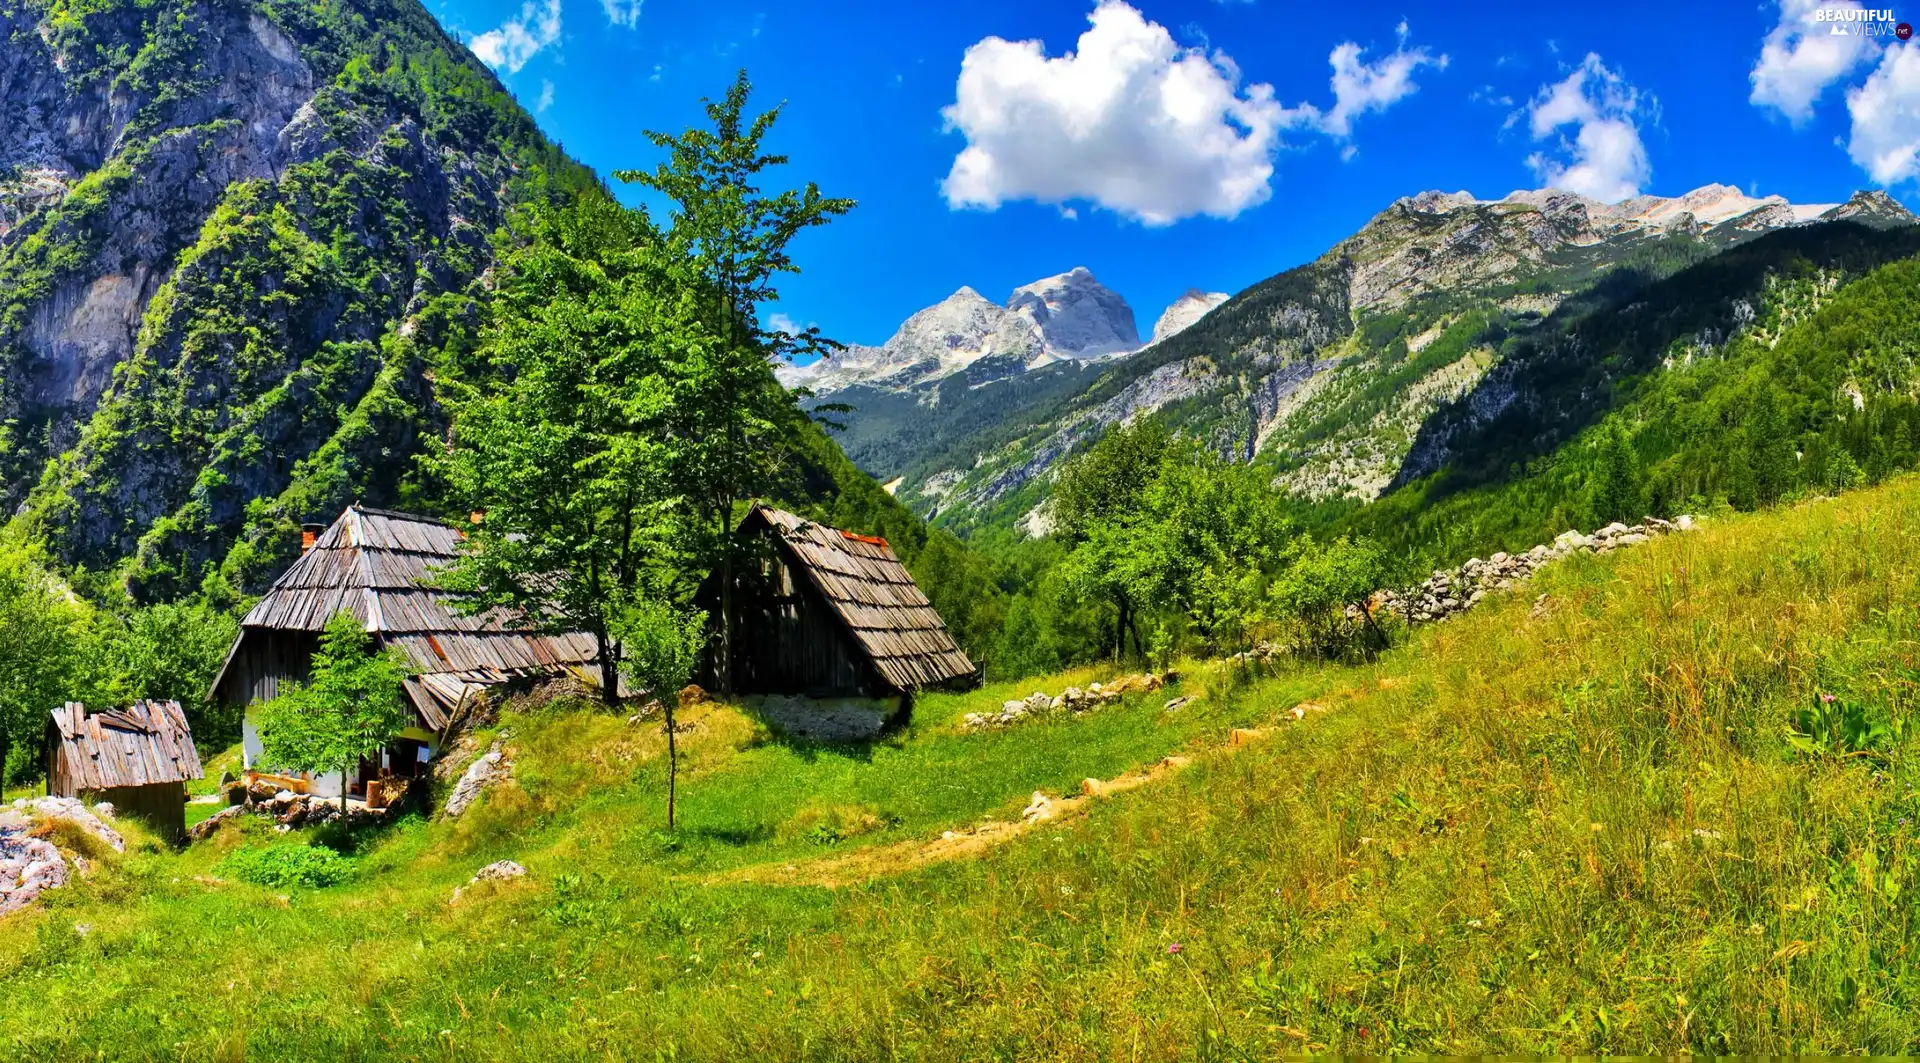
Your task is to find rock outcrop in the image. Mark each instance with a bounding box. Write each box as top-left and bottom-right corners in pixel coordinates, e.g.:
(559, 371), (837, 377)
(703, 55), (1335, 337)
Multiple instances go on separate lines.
(0, 797), (128, 916)
(443, 739), (513, 819)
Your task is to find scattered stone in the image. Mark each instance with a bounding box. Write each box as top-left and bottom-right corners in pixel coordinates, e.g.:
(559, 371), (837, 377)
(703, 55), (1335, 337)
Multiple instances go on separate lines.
(1020, 792), (1057, 823)
(964, 672), (1170, 731)
(449, 860), (529, 906)
(444, 741), (512, 820)
(91, 802), (115, 818)
(1382, 515), (1697, 627)
(1163, 695), (1194, 712)
(473, 860), (528, 882)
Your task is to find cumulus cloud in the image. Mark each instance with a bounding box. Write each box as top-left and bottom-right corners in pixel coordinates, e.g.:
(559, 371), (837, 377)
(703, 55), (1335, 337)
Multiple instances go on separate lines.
(1524, 54), (1652, 203)
(940, 2), (1439, 224)
(536, 79), (555, 113)
(601, 0), (643, 29)
(940, 0), (1302, 224)
(1847, 44), (1920, 184)
(1314, 23), (1447, 140)
(468, 0), (561, 75)
(1751, 0), (1878, 124)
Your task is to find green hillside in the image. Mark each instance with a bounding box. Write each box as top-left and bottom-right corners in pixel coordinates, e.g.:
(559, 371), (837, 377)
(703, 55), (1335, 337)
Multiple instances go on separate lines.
(8, 473), (1920, 1056)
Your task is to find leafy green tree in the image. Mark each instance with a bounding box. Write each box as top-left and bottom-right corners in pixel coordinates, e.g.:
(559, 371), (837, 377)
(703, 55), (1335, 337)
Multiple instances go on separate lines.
(0, 540), (99, 788)
(433, 195), (689, 705)
(614, 599), (707, 830)
(1051, 421), (1172, 660)
(1268, 536), (1389, 659)
(1131, 440), (1293, 650)
(255, 612), (411, 811)
(615, 71), (853, 695)
(101, 599), (242, 746)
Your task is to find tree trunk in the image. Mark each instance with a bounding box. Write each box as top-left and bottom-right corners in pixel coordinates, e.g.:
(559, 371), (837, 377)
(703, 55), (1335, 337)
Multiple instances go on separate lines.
(340, 766), (348, 814)
(0, 728), (12, 797)
(664, 699), (679, 830)
(1360, 600), (1389, 659)
(596, 627), (620, 707)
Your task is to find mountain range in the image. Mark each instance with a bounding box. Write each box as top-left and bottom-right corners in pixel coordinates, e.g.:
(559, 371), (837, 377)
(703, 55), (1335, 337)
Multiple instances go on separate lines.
(7, 0), (1920, 604)
(801, 181), (1917, 545)
(778, 267), (1228, 395)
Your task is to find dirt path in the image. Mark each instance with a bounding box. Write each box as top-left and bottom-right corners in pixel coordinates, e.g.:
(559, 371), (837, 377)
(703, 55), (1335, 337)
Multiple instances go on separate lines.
(707, 695), (1343, 889)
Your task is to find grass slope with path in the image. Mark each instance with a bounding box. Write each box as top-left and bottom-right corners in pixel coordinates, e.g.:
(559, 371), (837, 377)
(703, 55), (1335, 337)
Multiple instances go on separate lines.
(7, 478), (1920, 1057)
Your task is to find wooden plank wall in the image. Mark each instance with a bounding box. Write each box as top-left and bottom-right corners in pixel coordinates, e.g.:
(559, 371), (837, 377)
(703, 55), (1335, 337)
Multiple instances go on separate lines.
(216, 631), (320, 708)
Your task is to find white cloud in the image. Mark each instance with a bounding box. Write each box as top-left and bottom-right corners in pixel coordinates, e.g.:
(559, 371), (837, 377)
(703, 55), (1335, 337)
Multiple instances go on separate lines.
(940, 0), (1306, 225)
(1524, 54), (1652, 203)
(468, 0), (561, 74)
(601, 0), (642, 29)
(768, 312), (812, 337)
(1313, 24), (1447, 140)
(1751, 0), (1878, 124)
(1847, 44), (1920, 184)
(536, 79), (555, 112)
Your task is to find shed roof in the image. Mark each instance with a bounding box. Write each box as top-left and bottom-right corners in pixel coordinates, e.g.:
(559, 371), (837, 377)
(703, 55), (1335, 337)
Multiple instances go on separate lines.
(751, 506), (978, 691)
(48, 701), (203, 791)
(216, 505), (606, 728)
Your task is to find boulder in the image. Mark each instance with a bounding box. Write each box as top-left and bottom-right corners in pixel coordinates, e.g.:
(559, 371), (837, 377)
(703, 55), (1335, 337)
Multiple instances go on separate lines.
(444, 742), (512, 820)
(187, 805), (247, 841)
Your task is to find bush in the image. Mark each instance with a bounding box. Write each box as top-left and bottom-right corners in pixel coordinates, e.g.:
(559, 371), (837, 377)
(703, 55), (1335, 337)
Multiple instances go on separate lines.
(217, 845), (354, 889)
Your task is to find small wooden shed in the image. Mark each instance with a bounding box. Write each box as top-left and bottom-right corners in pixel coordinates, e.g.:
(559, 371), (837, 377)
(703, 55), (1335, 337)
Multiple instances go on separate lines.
(45, 701), (203, 842)
(698, 506), (979, 701)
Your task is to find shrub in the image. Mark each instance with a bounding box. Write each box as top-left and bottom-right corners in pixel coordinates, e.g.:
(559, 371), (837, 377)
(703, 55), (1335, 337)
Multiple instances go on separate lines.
(217, 845), (354, 889)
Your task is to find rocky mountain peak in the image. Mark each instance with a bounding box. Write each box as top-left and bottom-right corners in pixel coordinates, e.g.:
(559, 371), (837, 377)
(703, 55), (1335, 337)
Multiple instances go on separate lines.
(1147, 290), (1230, 347)
(781, 267), (1153, 393)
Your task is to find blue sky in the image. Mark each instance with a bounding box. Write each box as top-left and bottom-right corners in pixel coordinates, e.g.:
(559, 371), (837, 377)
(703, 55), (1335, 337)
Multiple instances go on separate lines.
(431, 0), (1920, 347)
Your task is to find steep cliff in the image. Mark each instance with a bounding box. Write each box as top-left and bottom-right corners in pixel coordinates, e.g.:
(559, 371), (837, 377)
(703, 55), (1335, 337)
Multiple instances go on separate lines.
(0, 0), (594, 597)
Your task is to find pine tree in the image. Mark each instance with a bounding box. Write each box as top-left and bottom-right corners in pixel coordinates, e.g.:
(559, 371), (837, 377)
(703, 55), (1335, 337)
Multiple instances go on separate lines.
(1590, 421), (1646, 524)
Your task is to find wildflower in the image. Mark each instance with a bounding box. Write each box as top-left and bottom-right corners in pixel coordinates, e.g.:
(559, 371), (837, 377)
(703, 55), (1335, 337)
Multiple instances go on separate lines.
(1167, 943), (1184, 955)
(1821, 693), (1837, 703)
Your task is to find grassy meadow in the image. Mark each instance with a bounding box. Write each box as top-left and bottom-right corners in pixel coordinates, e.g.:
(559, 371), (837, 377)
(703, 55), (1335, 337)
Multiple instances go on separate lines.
(8, 477), (1920, 1057)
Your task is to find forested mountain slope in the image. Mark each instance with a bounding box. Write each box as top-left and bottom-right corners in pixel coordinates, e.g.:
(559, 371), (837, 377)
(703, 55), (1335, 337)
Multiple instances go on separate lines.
(0, 0), (921, 605)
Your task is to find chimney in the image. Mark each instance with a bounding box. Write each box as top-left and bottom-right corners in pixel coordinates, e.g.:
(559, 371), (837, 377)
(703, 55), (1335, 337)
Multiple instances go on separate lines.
(300, 524), (325, 555)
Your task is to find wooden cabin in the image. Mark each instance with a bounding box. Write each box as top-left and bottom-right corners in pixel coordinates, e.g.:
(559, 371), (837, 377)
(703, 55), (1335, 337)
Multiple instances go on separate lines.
(45, 701), (203, 842)
(209, 505), (610, 797)
(698, 506), (979, 708)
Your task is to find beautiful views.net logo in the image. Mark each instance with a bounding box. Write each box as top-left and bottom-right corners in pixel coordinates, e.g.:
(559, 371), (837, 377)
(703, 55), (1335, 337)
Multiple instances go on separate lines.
(1815, 7), (1913, 38)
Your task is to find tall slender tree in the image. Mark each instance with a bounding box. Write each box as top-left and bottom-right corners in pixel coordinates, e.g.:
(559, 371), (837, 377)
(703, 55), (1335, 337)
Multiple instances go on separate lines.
(614, 71), (853, 694)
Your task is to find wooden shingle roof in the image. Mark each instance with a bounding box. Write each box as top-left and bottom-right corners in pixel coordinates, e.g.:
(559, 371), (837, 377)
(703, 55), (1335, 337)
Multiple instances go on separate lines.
(752, 506), (978, 691)
(219, 505), (605, 727)
(48, 701), (203, 790)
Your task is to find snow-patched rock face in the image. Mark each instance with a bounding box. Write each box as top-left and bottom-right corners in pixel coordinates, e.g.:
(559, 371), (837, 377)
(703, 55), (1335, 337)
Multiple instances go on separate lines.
(1394, 182), (1898, 242)
(1343, 182), (1915, 315)
(1146, 290), (1229, 347)
(781, 267), (1157, 394)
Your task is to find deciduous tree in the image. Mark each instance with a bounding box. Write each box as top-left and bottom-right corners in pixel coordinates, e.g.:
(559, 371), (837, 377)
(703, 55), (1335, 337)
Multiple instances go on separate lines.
(255, 611), (411, 811)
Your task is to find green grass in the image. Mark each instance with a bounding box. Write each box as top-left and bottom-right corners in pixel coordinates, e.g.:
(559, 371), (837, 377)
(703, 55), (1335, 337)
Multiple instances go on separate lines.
(10, 477), (1920, 1056)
